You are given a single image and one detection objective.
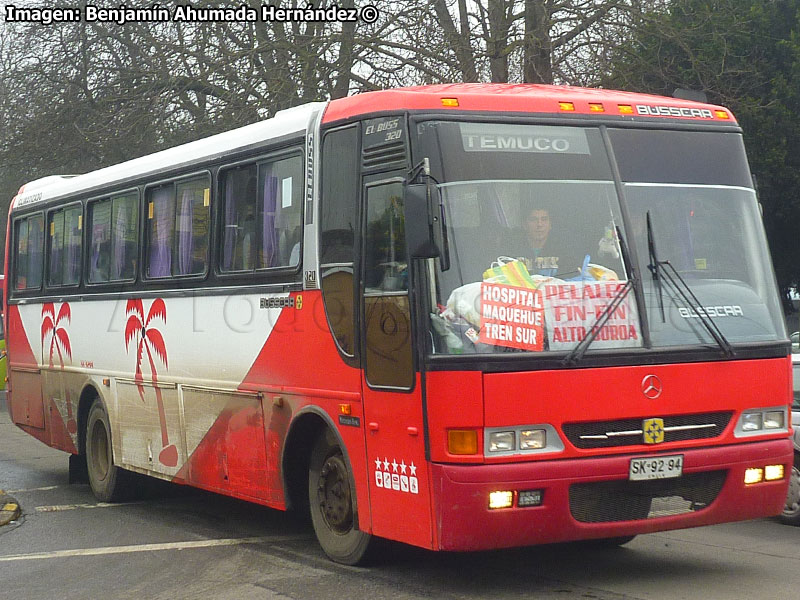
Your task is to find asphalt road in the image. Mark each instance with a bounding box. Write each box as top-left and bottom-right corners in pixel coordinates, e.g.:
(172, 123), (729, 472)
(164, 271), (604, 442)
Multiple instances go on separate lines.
(2, 393), (799, 600)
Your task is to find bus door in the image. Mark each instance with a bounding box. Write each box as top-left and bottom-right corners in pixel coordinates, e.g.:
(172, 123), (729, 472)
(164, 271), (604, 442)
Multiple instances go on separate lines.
(360, 178), (433, 548)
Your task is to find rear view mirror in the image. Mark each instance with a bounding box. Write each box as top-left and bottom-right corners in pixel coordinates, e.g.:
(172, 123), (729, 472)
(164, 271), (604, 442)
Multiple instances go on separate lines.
(403, 182), (449, 270)
(404, 183), (438, 259)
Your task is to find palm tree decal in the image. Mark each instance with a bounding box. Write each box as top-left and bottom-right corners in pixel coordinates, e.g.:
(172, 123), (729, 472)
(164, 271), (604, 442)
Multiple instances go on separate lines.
(125, 298), (177, 467)
(41, 302), (77, 434)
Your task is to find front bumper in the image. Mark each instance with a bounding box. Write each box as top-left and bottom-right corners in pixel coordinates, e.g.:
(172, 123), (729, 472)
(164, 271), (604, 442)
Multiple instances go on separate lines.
(430, 438), (792, 551)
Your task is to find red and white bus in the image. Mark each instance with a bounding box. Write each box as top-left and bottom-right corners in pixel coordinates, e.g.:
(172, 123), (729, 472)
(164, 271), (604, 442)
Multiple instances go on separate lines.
(3, 84), (793, 564)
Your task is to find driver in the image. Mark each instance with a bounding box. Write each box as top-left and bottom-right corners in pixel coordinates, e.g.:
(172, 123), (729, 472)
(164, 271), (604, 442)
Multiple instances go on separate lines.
(516, 206), (583, 277)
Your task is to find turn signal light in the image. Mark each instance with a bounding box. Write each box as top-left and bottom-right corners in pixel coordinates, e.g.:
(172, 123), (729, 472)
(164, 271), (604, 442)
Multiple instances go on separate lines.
(448, 429), (478, 455)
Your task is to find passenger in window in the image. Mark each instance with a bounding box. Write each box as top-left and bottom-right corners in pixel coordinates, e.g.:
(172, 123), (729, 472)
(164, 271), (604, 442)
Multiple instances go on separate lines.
(514, 206), (584, 278)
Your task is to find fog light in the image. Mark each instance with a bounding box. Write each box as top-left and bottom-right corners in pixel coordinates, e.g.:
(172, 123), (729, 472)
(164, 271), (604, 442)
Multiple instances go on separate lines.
(765, 464), (785, 481)
(488, 431), (515, 452)
(489, 491), (514, 509)
(764, 411), (785, 429)
(519, 429), (546, 450)
(741, 413), (763, 431)
(518, 489), (543, 507)
(744, 467), (764, 484)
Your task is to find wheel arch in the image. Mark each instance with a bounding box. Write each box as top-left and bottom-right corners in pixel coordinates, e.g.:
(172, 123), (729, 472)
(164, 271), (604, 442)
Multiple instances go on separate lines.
(282, 406), (359, 522)
(76, 382), (106, 456)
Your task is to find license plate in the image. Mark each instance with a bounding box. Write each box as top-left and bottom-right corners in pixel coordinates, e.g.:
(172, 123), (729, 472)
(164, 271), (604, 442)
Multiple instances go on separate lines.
(629, 455), (684, 481)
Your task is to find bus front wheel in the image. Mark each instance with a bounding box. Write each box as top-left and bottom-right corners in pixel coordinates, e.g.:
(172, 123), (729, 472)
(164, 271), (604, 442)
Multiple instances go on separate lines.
(308, 430), (372, 564)
(778, 453), (800, 526)
(85, 400), (132, 502)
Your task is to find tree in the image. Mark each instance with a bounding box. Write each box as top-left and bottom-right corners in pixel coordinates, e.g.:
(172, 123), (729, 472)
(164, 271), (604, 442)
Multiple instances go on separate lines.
(0, 0), (659, 263)
(604, 0), (800, 298)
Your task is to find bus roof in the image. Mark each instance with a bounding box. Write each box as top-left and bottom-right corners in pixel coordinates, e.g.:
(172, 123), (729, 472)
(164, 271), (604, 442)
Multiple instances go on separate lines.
(322, 83), (735, 125)
(11, 84), (735, 211)
(11, 101), (325, 211)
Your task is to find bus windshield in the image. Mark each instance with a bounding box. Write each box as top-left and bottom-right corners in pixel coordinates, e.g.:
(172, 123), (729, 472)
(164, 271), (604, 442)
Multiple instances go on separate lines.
(416, 121), (785, 356)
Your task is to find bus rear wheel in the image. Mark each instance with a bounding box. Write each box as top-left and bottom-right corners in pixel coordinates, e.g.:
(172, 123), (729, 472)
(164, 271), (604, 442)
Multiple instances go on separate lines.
(308, 430), (372, 564)
(86, 400), (132, 502)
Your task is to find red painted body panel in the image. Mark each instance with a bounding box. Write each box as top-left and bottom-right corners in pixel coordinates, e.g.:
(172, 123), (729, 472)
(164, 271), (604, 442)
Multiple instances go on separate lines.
(5, 305), (45, 432)
(426, 370), (484, 464)
(482, 357), (791, 459)
(6, 304), (37, 368)
(174, 403), (271, 503)
(179, 291), (370, 519)
(362, 373), (432, 548)
(430, 438), (792, 551)
(46, 398), (78, 454)
(322, 84), (734, 124)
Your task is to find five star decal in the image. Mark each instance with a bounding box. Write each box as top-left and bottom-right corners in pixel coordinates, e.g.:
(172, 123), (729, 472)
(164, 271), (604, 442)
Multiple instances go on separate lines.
(374, 457), (419, 494)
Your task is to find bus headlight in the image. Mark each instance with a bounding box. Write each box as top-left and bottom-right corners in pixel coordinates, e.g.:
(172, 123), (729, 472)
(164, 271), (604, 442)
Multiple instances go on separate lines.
(519, 429), (546, 450)
(763, 411), (785, 429)
(741, 412), (763, 431)
(735, 407), (787, 437)
(483, 424), (564, 456)
(488, 431), (515, 452)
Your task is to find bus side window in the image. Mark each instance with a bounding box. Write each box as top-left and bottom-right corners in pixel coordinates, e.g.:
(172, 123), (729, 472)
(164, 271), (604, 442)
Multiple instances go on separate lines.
(221, 153), (302, 274)
(146, 185), (176, 278)
(88, 200), (113, 283)
(146, 175), (209, 279)
(110, 192), (139, 281)
(14, 214), (44, 291)
(174, 179), (210, 276)
(320, 125), (359, 358)
(47, 205), (82, 288)
(258, 155), (303, 269)
(221, 166), (257, 272)
(89, 193), (139, 284)
(363, 181), (413, 389)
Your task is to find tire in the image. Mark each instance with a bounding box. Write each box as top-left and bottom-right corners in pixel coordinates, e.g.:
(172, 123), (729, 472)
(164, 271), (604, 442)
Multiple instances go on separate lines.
(778, 453), (800, 526)
(85, 400), (132, 502)
(308, 429), (373, 565)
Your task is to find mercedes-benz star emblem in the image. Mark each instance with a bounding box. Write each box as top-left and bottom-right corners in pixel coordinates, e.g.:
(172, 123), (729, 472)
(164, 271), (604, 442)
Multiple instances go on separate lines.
(641, 375), (663, 399)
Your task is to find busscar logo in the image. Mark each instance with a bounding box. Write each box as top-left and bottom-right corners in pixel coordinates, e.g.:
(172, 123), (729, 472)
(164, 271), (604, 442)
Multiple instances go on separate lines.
(636, 105), (714, 119)
(260, 297), (295, 309)
(678, 305), (743, 319)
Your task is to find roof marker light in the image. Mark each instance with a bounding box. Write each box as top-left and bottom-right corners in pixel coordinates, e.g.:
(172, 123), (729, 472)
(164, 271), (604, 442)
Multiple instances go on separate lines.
(559, 102), (575, 111)
(714, 110), (730, 119)
(589, 103), (605, 113)
(441, 98), (459, 107)
(618, 104), (634, 114)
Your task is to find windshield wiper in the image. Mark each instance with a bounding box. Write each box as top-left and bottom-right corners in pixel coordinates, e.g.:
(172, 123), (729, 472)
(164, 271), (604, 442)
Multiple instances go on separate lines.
(646, 212), (666, 323)
(562, 226), (635, 366)
(657, 261), (735, 357)
(645, 213), (735, 358)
